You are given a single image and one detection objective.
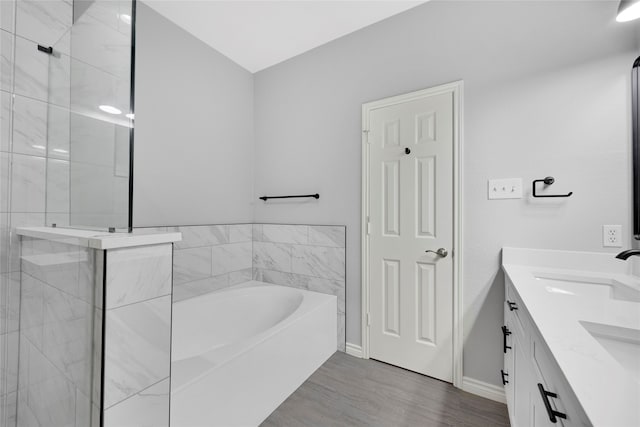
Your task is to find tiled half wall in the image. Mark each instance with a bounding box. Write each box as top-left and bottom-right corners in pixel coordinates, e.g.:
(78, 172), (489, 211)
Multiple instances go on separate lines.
(146, 224), (346, 351)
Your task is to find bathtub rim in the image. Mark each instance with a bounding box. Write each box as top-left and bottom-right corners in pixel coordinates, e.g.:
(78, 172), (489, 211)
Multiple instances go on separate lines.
(170, 281), (337, 394)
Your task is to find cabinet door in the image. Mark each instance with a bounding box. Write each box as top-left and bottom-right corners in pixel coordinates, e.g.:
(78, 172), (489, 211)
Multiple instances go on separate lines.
(532, 371), (563, 427)
(513, 331), (531, 427)
(503, 303), (515, 418)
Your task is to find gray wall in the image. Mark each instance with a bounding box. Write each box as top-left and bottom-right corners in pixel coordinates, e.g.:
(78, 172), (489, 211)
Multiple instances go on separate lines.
(133, 2), (254, 227)
(252, 1), (639, 386)
(132, 0), (640, 388)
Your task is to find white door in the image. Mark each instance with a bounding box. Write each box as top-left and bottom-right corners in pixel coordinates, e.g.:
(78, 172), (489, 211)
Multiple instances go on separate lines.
(366, 88), (455, 382)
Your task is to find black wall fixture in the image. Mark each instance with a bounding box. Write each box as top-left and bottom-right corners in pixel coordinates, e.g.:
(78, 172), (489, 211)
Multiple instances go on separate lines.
(532, 177), (573, 198)
(259, 194), (320, 201)
(37, 45), (53, 54)
(632, 56), (640, 239)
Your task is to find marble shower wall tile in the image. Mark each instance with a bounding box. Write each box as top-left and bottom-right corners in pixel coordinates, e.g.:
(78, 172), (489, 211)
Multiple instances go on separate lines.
(1, 90), (11, 152)
(69, 112), (116, 167)
(0, 153), (8, 212)
(0, 30), (13, 92)
(0, 1), (14, 33)
(104, 295), (171, 408)
(105, 244), (172, 309)
(15, 0), (72, 47)
(46, 103), (70, 159)
(19, 273), (44, 350)
(21, 238), (86, 297)
(103, 378), (169, 427)
(2, 213), (45, 274)
(0, 213), (12, 273)
(45, 158), (69, 213)
(12, 94), (48, 156)
(0, 391), (17, 426)
(0, 272), (20, 334)
(13, 35), (48, 102)
(42, 284), (92, 395)
(71, 11), (131, 79)
(0, 331), (18, 395)
(10, 153), (46, 212)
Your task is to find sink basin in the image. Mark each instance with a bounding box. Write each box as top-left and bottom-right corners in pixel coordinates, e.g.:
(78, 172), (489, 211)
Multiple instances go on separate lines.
(580, 321), (640, 384)
(534, 272), (640, 303)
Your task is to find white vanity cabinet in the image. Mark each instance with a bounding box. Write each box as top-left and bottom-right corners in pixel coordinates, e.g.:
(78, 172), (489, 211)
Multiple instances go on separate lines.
(503, 278), (591, 427)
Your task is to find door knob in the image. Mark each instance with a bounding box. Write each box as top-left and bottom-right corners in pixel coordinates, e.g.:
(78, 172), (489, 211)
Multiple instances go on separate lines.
(425, 248), (448, 257)
(405, 147), (411, 155)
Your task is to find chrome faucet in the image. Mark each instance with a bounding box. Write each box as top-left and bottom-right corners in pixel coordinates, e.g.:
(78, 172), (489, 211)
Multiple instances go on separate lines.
(615, 249), (640, 260)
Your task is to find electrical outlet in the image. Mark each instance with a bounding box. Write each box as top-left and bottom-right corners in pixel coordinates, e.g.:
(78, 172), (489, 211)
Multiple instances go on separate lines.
(488, 178), (523, 199)
(603, 225), (622, 248)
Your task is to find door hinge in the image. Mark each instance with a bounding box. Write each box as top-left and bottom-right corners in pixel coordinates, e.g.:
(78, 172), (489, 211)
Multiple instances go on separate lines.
(366, 217), (371, 235)
(363, 129), (370, 144)
(366, 313), (371, 326)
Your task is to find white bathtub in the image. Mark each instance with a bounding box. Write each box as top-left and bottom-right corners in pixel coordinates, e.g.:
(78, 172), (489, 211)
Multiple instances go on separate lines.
(170, 281), (337, 426)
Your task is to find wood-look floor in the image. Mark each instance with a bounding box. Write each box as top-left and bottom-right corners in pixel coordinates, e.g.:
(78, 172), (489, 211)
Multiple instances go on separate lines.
(262, 352), (510, 427)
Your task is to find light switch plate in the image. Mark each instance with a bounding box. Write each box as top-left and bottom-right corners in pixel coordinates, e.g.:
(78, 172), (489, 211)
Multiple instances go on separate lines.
(488, 178), (523, 199)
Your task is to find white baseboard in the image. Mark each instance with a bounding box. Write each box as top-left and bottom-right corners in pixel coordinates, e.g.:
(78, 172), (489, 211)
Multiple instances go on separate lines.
(345, 342), (363, 358)
(461, 376), (506, 404)
(343, 345), (504, 405)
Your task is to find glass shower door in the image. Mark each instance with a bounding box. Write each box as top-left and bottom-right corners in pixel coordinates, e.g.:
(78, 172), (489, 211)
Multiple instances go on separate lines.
(45, 0), (135, 232)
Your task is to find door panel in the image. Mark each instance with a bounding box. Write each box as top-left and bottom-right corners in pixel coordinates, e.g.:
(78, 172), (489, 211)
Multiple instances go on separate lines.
(368, 91), (454, 382)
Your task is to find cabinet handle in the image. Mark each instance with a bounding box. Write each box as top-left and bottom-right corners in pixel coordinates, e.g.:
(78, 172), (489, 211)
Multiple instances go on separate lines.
(507, 300), (518, 311)
(501, 326), (512, 353)
(537, 383), (567, 423)
(501, 370), (509, 385)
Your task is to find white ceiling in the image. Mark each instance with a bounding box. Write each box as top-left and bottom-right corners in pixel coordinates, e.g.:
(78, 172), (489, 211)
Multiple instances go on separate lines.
(143, 0), (427, 73)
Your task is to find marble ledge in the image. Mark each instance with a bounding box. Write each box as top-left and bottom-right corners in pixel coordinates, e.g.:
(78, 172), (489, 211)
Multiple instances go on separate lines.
(15, 227), (181, 250)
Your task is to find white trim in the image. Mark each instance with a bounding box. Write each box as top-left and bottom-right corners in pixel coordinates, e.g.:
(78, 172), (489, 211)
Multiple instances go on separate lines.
(461, 376), (507, 404)
(360, 81), (464, 387)
(345, 343), (363, 358)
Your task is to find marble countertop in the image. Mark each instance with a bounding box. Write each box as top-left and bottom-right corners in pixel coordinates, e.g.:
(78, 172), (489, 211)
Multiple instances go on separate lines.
(16, 226), (182, 249)
(502, 247), (640, 427)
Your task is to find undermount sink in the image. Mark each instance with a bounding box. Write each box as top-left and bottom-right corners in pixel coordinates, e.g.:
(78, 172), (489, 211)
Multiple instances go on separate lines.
(533, 272), (640, 303)
(580, 321), (640, 384)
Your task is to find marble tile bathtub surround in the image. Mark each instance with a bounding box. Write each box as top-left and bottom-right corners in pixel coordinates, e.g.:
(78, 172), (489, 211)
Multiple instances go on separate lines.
(173, 246), (211, 286)
(171, 224), (254, 301)
(253, 224), (346, 351)
(173, 224), (230, 249)
(164, 223), (346, 350)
